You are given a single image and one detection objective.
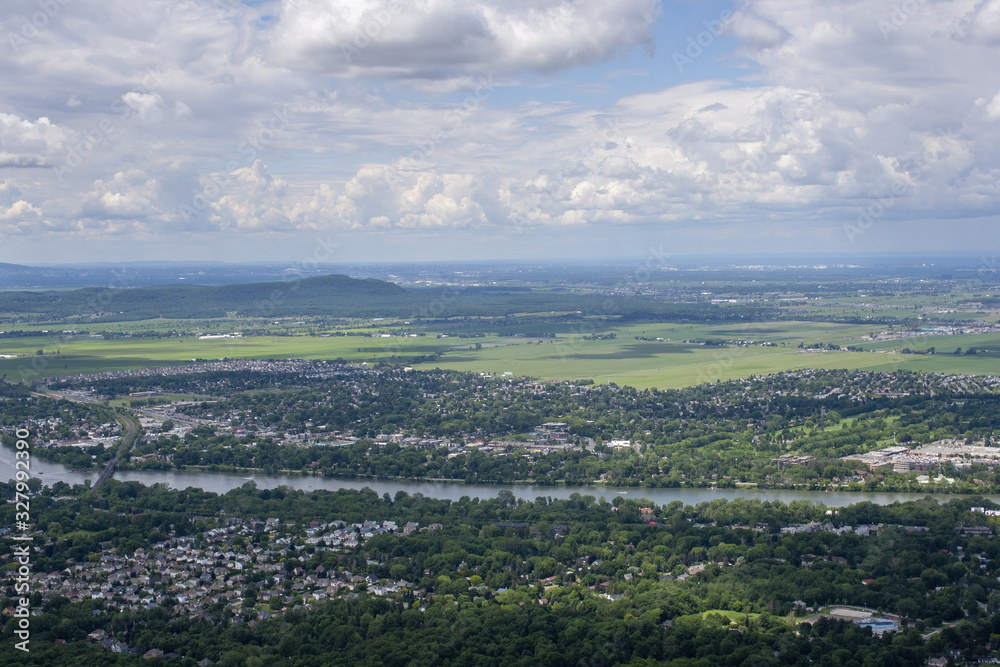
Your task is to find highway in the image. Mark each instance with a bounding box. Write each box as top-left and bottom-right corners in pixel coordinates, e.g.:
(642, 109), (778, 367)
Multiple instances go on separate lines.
(91, 412), (141, 490)
(27, 386), (143, 491)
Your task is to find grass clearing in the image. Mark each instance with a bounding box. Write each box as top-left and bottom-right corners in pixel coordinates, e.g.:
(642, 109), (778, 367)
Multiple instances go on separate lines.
(674, 610), (778, 625)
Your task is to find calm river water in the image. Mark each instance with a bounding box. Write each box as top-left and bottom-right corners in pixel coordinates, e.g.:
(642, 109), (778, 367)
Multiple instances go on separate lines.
(3, 445), (995, 507)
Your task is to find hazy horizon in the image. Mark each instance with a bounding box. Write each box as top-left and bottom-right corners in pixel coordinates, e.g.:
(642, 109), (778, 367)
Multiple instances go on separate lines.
(6, 249), (996, 268)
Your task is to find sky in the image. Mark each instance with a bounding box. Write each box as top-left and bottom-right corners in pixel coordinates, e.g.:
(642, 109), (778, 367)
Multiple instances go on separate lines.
(1, 0), (1000, 265)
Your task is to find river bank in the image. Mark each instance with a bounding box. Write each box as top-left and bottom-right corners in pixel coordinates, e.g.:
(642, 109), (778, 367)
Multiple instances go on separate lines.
(5, 443), (999, 508)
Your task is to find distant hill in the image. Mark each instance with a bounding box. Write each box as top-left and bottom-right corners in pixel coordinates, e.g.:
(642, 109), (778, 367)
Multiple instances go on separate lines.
(0, 274), (421, 320)
(0, 273), (767, 323)
(0, 262), (36, 274)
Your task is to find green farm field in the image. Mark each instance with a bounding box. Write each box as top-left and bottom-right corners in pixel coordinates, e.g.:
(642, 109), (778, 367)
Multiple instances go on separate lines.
(3, 319), (999, 389)
(435, 322), (1000, 389)
(0, 317), (385, 334)
(430, 339), (1000, 389)
(0, 334), (453, 379)
(416, 321), (1000, 388)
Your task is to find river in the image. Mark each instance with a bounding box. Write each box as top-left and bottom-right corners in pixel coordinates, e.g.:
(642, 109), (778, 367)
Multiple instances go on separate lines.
(3, 445), (996, 507)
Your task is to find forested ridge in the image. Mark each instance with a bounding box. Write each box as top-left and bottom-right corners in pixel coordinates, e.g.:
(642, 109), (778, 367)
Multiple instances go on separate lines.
(0, 273), (776, 322)
(0, 275), (411, 320)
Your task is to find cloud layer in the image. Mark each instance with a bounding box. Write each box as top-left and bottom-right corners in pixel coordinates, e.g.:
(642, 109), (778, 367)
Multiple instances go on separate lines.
(0, 0), (998, 258)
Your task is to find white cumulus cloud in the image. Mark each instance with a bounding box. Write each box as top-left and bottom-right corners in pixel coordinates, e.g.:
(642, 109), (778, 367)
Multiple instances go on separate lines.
(269, 0), (660, 80)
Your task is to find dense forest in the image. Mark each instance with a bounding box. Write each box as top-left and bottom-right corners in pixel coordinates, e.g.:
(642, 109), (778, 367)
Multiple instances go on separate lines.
(3, 482), (999, 665)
